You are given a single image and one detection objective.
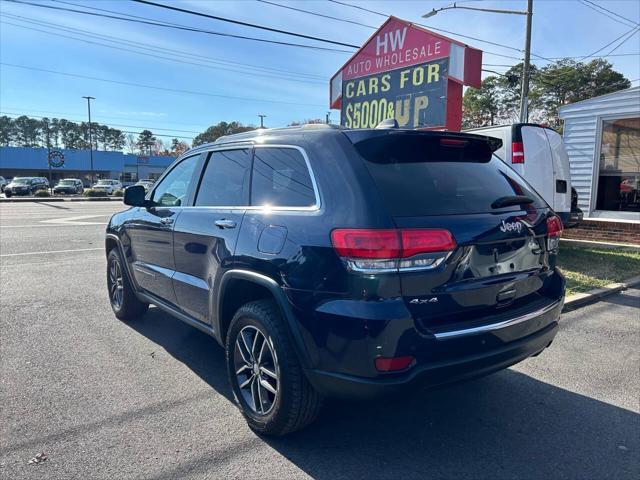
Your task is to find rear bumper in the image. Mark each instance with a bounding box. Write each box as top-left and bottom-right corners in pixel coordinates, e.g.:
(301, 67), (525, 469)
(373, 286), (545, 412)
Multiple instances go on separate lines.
(565, 208), (583, 228)
(305, 319), (559, 399)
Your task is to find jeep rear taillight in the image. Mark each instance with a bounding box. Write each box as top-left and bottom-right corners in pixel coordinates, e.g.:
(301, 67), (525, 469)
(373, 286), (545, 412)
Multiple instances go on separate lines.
(512, 141), (525, 164)
(331, 228), (456, 273)
(546, 215), (563, 251)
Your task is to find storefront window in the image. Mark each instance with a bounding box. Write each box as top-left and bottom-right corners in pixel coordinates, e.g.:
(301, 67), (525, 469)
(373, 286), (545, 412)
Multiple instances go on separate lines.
(596, 117), (640, 213)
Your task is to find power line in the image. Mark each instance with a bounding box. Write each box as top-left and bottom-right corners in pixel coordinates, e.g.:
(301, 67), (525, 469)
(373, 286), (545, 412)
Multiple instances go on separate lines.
(0, 17), (326, 85)
(580, 25), (640, 60)
(1, 63), (326, 107)
(2, 111), (195, 139)
(581, 0), (639, 27)
(4, 0), (353, 53)
(605, 27), (640, 56)
(578, 0), (638, 28)
(0, 106), (208, 128)
(0, 111), (200, 134)
(256, 0), (377, 28)
(131, 0), (360, 48)
(2, 11), (326, 80)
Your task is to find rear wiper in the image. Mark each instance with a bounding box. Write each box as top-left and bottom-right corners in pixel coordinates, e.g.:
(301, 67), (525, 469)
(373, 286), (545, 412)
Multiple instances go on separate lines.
(491, 195), (535, 209)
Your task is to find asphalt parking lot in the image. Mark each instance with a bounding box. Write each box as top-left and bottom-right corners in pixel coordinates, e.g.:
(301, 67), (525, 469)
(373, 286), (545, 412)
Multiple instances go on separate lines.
(1, 201), (639, 480)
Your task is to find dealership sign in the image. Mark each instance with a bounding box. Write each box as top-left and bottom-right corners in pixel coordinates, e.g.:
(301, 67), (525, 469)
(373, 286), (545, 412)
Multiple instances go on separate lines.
(330, 17), (482, 131)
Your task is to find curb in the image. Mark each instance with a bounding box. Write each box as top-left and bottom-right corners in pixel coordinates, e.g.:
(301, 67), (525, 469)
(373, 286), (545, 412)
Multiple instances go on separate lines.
(561, 238), (640, 251)
(0, 197), (123, 203)
(563, 275), (640, 311)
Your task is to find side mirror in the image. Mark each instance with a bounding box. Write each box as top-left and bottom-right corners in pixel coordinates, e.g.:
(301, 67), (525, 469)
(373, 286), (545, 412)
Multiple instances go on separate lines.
(124, 185), (147, 206)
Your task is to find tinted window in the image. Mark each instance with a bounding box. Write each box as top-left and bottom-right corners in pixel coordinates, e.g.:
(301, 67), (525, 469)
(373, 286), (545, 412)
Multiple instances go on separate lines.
(356, 134), (545, 216)
(195, 149), (251, 206)
(152, 154), (199, 207)
(251, 148), (316, 207)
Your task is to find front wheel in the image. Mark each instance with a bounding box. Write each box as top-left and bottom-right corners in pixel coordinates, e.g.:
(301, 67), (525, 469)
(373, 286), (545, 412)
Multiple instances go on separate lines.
(226, 300), (323, 436)
(107, 248), (149, 320)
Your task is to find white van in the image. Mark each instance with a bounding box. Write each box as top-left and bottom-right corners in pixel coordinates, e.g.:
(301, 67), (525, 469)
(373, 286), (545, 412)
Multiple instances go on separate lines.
(465, 123), (581, 226)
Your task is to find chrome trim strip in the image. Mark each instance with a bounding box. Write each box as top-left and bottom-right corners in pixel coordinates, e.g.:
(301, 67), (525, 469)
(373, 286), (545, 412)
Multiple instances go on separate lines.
(433, 300), (562, 340)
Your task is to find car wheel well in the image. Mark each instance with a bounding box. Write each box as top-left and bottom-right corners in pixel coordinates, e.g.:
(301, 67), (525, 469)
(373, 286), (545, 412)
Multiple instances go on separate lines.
(105, 237), (118, 257)
(220, 279), (274, 342)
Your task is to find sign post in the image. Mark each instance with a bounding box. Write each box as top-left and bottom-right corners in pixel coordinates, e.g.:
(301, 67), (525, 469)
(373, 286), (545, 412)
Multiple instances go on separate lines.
(330, 17), (482, 131)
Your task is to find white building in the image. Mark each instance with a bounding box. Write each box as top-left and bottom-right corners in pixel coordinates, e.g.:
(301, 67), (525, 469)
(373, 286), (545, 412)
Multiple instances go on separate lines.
(559, 86), (639, 222)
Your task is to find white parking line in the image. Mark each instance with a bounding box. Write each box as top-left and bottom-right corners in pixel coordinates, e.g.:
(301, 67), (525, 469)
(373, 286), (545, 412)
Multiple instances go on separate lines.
(0, 224), (107, 228)
(0, 247), (103, 257)
(41, 214), (110, 225)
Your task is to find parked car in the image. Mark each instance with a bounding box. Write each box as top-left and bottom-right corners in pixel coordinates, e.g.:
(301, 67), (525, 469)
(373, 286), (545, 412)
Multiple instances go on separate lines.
(53, 178), (84, 195)
(105, 125), (565, 436)
(4, 177), (48, 197)
(36, 177), (50, 189)
(91, 179), (122, 195)
(0, 176), (8, 192)
(464, 123), (575, 226)
(134, 179), (155, 192)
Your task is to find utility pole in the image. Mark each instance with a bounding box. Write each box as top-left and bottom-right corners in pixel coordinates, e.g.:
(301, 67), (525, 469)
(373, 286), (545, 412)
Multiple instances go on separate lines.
(45, 121), (52, 193)
(258, 114), (267, 129)
(82, 96), (95, 185)
(423, 1), (533, 123)
(519, 0), (533, 123)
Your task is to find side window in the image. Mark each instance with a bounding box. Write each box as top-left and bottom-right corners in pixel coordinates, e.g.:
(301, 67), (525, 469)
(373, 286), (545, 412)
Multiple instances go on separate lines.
(195, 149), (251, 206)
(152, 154), (200, 207)
(251, 147), (316, 207)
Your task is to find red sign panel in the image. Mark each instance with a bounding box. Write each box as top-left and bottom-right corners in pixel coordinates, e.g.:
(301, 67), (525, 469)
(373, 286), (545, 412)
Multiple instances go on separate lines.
(342, 18), (451, 81)
(330, 17), (483, 131)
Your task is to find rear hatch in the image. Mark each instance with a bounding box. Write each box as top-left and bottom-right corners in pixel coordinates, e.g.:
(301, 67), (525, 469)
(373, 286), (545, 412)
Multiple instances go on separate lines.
(348, 130), (562, 334)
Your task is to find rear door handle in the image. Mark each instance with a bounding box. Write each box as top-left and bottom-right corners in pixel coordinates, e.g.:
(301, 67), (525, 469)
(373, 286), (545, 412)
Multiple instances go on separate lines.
(160, 217), (174, 225)
(215, 219), (237, 229)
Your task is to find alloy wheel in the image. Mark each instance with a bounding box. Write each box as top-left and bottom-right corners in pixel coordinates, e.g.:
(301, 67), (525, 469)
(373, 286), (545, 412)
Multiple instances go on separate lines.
(234, 325), (279, 415)
(108, 259), (124, 309)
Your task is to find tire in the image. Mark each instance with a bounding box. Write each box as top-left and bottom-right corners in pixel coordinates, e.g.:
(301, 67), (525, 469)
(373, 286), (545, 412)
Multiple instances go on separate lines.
(5, 191), (11, 198)
(226, 300), (323, 436)
(107, 248), (149, 320)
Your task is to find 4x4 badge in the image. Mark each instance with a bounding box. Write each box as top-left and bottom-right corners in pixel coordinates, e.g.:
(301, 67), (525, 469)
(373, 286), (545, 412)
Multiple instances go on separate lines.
(410, 298), (438, 304)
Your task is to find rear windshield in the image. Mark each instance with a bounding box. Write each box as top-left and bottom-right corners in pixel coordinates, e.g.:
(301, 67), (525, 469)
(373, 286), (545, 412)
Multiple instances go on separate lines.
(355, 134), (546, 216)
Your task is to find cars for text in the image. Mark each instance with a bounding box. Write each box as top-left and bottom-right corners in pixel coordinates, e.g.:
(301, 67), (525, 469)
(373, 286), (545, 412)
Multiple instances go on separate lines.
(0, 176), (8, 192)
(53, 178), (84, 195)
(106, 125), (565, 435)
(92, 179), (122, 195)
(3, 177), (48, 197)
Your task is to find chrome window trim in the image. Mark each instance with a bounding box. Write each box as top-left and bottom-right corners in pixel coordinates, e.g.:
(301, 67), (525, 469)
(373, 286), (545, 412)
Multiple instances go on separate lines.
(188, 144), (322, 212)
(433, 299), (562, 340)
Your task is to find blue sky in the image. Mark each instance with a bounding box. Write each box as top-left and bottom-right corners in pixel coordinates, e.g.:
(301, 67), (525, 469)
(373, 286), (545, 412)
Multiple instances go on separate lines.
(1, 0), (639, 145)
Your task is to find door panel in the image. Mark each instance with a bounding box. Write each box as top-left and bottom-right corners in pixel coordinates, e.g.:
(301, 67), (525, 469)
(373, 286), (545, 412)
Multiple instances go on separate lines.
(126, 207), (180, 305)
(172, 148), (252, 324)
(521, 126), (555, 207)
(544, 128), (572, 214)
(125, 153), (201, 305)
(173, 209), (245, 323)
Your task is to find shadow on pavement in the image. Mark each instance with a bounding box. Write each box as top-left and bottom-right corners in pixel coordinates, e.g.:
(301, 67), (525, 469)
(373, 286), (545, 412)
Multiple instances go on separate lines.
(601, 288), (640, 308)
(130, 306), (639, 480)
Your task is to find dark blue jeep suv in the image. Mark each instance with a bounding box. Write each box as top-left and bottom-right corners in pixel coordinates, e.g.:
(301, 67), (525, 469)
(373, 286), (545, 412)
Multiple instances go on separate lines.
(106, 125), (565, 435)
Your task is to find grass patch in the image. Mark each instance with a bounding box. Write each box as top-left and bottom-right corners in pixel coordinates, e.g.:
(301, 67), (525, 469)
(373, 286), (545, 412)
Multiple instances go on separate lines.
(557, 245), (640, 296)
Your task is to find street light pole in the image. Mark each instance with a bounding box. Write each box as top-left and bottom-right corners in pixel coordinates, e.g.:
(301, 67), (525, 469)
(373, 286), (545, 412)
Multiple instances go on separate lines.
(423, 1), (533, 123)
(519, 0), (534, 122)
(82, 96), (95, 185)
